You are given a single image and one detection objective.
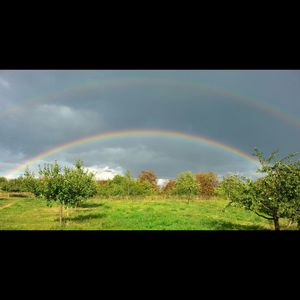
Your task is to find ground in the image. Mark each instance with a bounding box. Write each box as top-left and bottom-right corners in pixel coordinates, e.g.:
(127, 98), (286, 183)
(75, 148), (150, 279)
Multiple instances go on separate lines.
(0, 193), (296, 230)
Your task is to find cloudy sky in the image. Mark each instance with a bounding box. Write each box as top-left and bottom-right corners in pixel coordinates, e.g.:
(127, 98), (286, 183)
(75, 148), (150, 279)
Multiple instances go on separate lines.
(0, 70), (299, 180)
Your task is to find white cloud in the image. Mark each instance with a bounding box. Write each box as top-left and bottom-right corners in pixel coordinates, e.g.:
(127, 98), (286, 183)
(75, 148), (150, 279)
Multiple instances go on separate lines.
(157, 178), (170, 189)
(85, 165), (123, 180)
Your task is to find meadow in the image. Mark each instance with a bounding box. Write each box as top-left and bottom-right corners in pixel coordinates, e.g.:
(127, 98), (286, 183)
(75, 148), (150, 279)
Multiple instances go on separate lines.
(0, 192), (296, 230)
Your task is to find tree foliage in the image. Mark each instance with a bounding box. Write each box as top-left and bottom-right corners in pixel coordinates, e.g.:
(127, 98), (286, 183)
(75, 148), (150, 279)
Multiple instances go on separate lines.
(23, 160), (97, 224)
(97, 172), (157, 197)
(221, 149), (300, 230)
(1, 177), (27, 192)
(172, 171), (200, 199)
(0, 177), (8, 190)
(138, 170), (158, 190)
(195, 172), (219, 198)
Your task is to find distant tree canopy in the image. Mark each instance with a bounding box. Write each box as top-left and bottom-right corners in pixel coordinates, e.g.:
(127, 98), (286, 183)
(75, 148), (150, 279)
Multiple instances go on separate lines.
(0, 177), (8, 190)
(195, 172), (219, 198)
(97, 171), (158, 197)
(172, 171), (201, 199)
(1, 177), (27, 192)
(138, 170), (158, 190)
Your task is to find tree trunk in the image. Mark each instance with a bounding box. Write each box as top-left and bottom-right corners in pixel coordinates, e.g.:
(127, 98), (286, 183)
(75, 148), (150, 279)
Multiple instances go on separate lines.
(59, 204), (63, 226)
(273, 217), (280, 231)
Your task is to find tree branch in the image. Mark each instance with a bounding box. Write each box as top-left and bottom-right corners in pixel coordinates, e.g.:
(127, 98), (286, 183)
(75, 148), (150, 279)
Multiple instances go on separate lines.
(249, 208), (274, 220)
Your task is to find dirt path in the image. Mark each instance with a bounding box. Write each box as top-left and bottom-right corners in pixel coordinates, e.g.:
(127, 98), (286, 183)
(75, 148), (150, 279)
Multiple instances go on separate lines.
(0, 200), (17, 210)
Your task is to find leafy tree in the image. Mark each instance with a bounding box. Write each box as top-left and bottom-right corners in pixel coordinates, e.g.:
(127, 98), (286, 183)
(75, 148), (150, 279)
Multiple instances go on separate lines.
(195, 172), (219, 198)
(34, 160), (97, 225)
(172, 171), (201, 202)
(222, 149), (300, 230)
(138, 170), (158, 190)
(218, 175), (254, 211)
(23, 167), (42, 197)
(0, 177), (8, 191)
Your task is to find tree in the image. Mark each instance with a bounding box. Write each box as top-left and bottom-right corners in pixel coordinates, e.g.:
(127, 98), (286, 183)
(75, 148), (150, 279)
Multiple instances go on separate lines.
(195, 172), (219, 198)
(1, 177), (27, 192)
(172, 171), (201, 202)
(0, 177), (8, 190)
(218, 175), (254, 211)
(23, 167), (42, 197)
(33, 160), (97, 225)
(138, 170), (158, 190)
(222, 149), (300, 230)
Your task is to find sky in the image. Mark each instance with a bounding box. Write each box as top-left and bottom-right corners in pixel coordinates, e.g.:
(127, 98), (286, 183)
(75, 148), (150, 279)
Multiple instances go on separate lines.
(0, 70), (299, 181)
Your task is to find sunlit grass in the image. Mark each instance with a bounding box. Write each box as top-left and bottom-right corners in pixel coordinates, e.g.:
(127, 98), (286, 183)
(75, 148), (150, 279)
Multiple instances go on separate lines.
(0, 195), (297, 230)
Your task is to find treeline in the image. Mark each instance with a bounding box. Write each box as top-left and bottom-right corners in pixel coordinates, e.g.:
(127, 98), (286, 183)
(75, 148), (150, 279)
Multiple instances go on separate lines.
(96, 170), (219, 198)
(0, 177), (27, 193)
(0, 169), (220, 199)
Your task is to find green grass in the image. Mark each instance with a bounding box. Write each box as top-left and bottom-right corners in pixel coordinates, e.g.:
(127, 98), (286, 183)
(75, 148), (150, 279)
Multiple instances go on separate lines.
(0, 195), (297, 230)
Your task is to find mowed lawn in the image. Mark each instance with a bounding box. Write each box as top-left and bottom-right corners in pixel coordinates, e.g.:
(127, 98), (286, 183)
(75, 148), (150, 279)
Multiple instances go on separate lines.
(0, 195), (296, 230)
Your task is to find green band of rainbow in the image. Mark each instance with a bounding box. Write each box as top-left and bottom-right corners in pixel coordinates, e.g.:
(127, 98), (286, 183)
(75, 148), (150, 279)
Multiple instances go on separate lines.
(5, 129), (260, 178)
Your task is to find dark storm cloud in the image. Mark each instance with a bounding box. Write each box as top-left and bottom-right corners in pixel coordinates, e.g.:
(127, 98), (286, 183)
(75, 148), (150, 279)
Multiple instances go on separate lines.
(0, 70), (300, 178)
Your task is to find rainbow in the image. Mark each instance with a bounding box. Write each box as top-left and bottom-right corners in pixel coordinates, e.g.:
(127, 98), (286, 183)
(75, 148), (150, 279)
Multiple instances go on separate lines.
(5, 129), (260, 178)
(2, 77), (300, 129)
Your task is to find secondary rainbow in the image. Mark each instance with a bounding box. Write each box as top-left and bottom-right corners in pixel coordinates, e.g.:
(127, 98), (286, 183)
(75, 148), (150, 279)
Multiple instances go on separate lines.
(2, 77), (300, 130)
(5, 129), (260, 178)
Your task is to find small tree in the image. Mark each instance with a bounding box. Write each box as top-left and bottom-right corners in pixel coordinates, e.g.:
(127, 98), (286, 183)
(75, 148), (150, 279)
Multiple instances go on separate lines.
(172, 171), (201, 202)
(35, 160), (97, 225)
(23, 167), (42, 197)
(0, 177), (8, 190)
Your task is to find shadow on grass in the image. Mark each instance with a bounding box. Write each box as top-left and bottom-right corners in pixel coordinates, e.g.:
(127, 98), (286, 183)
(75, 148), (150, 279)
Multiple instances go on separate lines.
(205, 219), (269, 230)
(77, 202), (108, 209)
(65, 213), (107, 222)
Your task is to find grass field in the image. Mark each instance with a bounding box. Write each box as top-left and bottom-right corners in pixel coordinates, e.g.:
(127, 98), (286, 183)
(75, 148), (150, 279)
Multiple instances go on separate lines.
(0, 193), (297, 230)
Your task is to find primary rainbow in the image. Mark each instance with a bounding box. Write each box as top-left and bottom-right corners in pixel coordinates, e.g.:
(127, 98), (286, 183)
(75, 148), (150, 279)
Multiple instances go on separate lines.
(5, 129), (260, 178)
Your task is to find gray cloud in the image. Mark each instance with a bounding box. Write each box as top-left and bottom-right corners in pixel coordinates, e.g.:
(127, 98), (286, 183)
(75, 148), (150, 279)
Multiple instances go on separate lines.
(0, 70), (299, 179)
